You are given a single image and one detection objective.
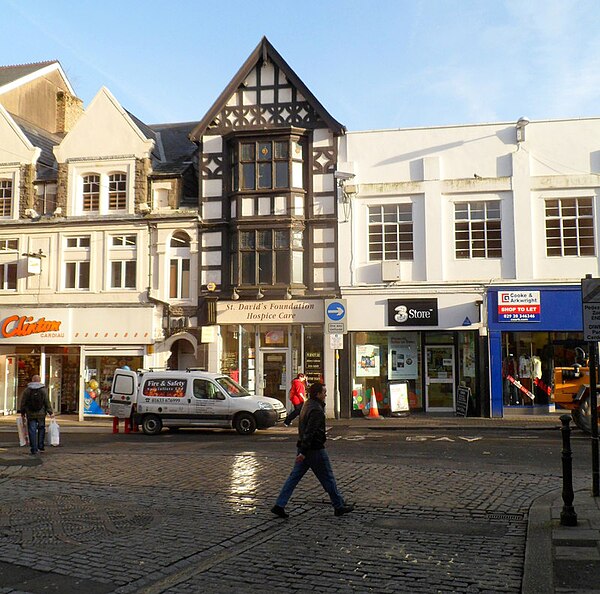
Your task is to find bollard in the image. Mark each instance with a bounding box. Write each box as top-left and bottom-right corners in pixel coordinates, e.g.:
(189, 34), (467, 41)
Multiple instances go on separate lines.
(560, 414), (578, 526)
(112, 416), (119, 434)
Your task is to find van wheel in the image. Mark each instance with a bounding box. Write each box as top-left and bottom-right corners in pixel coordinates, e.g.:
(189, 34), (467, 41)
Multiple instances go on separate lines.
(142, 414), (163, 435)
(234, 413), (256, 435)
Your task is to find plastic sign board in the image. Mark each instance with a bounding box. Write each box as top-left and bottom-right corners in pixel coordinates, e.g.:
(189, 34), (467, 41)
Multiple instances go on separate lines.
(497, 291), (540, 322)
(325, 299), (347, 334)
(329, 333), (343, 349)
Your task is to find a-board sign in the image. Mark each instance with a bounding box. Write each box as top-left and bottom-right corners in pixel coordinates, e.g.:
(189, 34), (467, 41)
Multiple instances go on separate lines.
(455, 385), (470, 417)
(389, 382), (410, 414)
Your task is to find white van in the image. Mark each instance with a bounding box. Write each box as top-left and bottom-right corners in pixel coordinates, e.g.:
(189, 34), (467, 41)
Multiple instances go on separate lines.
(109, 368), (286, 435)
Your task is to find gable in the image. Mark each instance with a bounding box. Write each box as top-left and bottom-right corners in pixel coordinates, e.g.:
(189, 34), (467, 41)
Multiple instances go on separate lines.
(54, 87), (154, 162)
(191, 37), (344, 139)
(0, 105), (40, 165)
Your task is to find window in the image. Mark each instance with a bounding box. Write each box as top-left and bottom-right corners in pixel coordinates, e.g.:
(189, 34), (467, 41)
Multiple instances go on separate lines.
(108, 173), (127, 210)
(193, 379), (221, 400)
(232, 227), (303, 286)
(0, 239), (18, 252)
(169, 231), (191, 299)
(82, 175), (100, 212)
(230, 137), (304, 194)
(368, 204), (413, 261)
(455, 201), (502, 259)
(36, 183), (57, 215)
(0, 180), (13, 217)
(112, 235), (136, 247)
(111, 261), (136, 288)
(65, 261), (90, 289)
(0, 263), (16, 290)
(66, 236), (91, 248)
(545, 197), (595, 256)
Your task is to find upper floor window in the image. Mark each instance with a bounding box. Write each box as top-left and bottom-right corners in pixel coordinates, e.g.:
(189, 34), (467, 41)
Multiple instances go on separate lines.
(108, 173), (127, 210)
(0, 239), (18, 252)
(455, 201), (501, 259)
(36, 182), (57, 216)
(0, 263), (17, 290)
(82, 175), (100, 212)
(112, 235), (136, 247)
(232, 227), (303, 286)
(111, 261), (136, 289)
(64, 235), (91, 290)
(545, 197), (594, 257)
(66, 236), (91, 248)
(0, 180), (13, 218)
(229, 137), (304, 193)
(368, 204), (413, 261)
(169, 231), (191, 299)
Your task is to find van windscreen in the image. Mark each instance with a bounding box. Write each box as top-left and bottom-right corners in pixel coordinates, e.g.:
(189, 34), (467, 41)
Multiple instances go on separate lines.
(216, 376), (250, 397)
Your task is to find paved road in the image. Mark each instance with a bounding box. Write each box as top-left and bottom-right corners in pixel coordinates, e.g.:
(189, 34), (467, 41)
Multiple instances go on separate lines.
(0, 426), (592, 593)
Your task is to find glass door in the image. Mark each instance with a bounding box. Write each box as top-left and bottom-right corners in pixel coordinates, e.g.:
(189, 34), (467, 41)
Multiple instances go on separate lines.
(425, 345), (455, 411)
(259, 349), (289, 407)
(46, 354), (62, 414)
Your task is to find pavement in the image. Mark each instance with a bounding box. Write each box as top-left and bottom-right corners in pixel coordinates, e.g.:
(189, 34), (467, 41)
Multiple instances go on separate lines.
(0, 411), (598, 593)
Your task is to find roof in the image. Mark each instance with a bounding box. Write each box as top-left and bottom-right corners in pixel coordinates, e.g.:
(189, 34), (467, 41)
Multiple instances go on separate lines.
(11, 114), (61, 181)
(190, 37), (345, 140)
(0, 61), (57, 87)
(150, 121), (198, 176)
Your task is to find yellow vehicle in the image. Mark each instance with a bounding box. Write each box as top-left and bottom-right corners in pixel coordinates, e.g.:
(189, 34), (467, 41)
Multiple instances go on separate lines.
(553, 349), (599, 433)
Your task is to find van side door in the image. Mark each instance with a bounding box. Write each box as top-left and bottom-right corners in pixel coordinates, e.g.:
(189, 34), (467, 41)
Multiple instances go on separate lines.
(190, 378), (230, 427)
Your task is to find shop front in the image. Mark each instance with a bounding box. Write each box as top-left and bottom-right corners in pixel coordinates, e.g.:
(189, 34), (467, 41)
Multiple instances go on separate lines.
(214, 300), (331, 412)
(0, 306), (156, 419)
(343, 291), (485, 417)
(487, 285), (583, 417)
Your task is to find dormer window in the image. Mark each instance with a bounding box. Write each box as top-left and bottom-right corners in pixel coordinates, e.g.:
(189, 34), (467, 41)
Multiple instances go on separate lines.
(82, 175), (100, 212)
(109, 173), (127, 210)
(76, 168), (130, 215)
(0, 179), (14, 218)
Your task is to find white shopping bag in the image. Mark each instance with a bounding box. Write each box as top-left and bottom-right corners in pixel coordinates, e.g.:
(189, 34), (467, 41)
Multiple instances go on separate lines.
(16, 416), (28, 447)
(49, 419), (60, 447)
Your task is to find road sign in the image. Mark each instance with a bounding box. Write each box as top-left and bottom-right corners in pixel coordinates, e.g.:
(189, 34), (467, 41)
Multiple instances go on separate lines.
(583, 303), (600, 341)
(582, 278), (600, 303)
(325, 299), (347, 334)
(329, 333), (343, 349)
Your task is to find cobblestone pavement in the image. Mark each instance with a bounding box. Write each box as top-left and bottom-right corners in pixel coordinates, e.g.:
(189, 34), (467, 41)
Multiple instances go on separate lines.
(0, 445), (563, 594)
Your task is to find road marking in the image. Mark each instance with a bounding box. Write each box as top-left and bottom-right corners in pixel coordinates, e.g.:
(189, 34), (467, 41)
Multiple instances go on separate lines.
(406, 435), (483, 443)
(507, 436), (540, 439)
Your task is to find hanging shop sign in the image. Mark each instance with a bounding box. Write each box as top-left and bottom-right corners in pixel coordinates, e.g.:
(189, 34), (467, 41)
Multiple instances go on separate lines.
(387, 299), (438, 327)
(497, 291), (541, 322)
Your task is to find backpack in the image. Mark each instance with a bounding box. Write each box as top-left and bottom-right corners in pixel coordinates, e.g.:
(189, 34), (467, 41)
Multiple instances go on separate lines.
(25, 387), (45, 413)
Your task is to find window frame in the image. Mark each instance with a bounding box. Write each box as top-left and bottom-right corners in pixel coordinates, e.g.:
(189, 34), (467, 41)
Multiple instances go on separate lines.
(368, 203), (414, 262)
(545, 196), (595, 257)
(0, 179), (13, 218)
(454, 200), (502, 259)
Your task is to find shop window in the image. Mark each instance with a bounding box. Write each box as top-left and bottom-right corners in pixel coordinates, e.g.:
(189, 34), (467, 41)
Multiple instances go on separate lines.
(455, 200), (501, 258)
(545, 197), (594, 257)
(368, 204), (413, 261)
(0, 179), (13, 217)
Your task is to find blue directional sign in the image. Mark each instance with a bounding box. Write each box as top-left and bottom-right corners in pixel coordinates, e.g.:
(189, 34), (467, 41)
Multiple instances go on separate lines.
(326, 301), (346, 321)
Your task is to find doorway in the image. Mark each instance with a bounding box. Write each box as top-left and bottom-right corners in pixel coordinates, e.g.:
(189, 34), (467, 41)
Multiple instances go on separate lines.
(425, 345), (455, 411)
(259, 349), (289, 406)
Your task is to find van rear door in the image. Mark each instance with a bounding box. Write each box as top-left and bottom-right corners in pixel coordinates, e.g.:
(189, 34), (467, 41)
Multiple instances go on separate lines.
(109, 369), (137, 418)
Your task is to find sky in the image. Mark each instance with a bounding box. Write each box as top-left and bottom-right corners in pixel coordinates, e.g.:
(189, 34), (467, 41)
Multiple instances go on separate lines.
(3, 0), (600, 131)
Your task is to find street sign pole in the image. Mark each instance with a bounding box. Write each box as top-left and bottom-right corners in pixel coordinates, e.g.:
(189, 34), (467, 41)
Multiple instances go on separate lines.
(590, 340), (599, 496)
(334, 349), (340, 420)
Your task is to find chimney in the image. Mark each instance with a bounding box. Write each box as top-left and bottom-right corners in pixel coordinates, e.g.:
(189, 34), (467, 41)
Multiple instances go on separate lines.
(56, 91), (83, 134)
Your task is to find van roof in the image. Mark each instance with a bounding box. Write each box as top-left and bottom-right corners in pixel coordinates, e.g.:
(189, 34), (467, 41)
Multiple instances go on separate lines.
(138, 370), (224, 380)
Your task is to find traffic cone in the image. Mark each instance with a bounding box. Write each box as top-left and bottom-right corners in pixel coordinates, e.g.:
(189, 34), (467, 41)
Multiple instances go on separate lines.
(112, 417), (119, 434)
(367, 388), (381, 419)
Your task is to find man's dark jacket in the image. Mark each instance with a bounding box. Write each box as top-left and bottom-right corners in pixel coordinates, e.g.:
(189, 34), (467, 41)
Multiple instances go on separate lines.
(297, 397), (326, 455)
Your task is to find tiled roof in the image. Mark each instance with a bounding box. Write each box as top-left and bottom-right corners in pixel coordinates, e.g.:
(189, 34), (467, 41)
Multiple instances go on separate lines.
(0, 61), (57, 88)
(11, 114), (60, 180)
(150, 121), (198, 175)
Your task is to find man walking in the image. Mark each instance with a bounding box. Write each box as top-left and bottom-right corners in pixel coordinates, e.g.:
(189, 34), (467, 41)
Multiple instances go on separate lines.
(19, 375), (53, 455)
(271, 382), (354, 518)
(283, 373), (306, 427)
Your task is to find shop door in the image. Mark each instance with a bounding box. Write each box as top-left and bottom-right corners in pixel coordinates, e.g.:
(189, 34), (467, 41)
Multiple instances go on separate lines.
(259, 349), (288, 406)
(425, 345), (455, 411)
(46, 355), (62, 414)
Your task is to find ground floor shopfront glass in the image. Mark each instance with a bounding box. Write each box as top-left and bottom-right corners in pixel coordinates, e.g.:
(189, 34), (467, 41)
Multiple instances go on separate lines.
(349, 330), (479, 416)
(499, 330), (585, 409)
(220, 324), (324, 408)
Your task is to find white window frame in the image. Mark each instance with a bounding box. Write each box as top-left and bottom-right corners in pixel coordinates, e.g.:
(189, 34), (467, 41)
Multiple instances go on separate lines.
(63, 235), (91, 290)
(367, 203), (414, 262)
(168, 232), (191, 301)
(110, 260), (137, 289)
(0, 263), (17, 291)
(545, 196), (595, 257)
(0, 174), (16, 219)
(454, 200), (502, 259)
(108, 233), (138, 290)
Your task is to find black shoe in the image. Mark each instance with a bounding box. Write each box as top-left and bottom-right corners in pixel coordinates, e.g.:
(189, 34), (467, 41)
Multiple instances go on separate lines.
(271, 505), (289, 519)
(334, 504), (355, 517)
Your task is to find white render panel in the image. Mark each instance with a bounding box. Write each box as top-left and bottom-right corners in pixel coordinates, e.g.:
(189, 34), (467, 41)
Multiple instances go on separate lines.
(203, 201), (222, 220)
(313, 267), (335, 284)
(314, 228), (335, 244)
(203, 136), (223, 152)
(312, 195), (335, 215)
(202, 232), (222, 247)
(313, 129), (332, 148)
(313, 173), (334, 193)
(313, 247), (335, 263)
(203, 179), (222, 198)
(202, 251), (221, 266)
(203, 269), (221, 286)
(261, 63), (274, 85)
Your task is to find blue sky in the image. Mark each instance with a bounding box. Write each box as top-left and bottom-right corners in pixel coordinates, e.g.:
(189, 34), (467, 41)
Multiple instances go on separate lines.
(3, 0), (600, 130)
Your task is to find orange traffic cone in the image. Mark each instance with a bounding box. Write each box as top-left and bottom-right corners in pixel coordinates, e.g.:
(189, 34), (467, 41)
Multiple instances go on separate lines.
(367, 388), (381, 419)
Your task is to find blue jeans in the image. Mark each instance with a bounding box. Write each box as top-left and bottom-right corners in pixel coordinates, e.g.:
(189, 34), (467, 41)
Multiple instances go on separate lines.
(275, 448), (345, 509)
(27, 418), (46, 454)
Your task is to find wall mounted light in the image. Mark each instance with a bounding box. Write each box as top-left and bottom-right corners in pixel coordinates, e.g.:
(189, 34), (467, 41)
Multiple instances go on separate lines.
(516, 116), (530, 143)
(231, 287), (240, 301)
(285, 288), (293, 300)
(256, 287), (264, 300)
